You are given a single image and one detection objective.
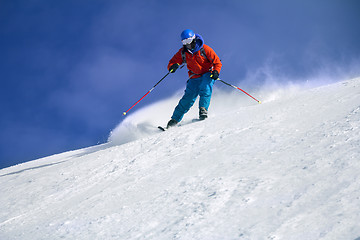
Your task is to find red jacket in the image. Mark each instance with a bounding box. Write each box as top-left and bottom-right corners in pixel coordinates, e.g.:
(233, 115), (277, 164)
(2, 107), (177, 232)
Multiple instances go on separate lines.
(168, 44), (222, 79)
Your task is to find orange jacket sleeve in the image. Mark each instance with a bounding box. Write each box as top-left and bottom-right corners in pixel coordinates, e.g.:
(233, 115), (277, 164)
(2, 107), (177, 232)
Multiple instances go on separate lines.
(203, 44), (222, 73)
(167, 49), (184, 71)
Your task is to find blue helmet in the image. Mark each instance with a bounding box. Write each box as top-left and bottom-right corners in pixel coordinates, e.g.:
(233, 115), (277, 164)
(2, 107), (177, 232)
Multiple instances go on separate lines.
(181, 29), (195, 45)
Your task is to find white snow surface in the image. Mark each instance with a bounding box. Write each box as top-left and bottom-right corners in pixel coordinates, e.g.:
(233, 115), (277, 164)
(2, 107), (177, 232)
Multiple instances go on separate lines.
(1, 78), (360, 240)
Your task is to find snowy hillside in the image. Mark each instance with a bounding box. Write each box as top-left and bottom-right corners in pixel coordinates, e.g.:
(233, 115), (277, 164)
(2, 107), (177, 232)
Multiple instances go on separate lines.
(1, 78), (360, 240)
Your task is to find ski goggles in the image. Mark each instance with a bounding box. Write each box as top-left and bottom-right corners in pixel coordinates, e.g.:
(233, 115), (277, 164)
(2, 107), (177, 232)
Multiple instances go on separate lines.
(181, 35), (196, 45)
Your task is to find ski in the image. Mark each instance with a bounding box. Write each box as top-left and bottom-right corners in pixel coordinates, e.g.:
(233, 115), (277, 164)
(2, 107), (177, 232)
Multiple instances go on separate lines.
(158, 126), (167, 131)
(192, 118), (205, 122)
(158, 118), (205, 132)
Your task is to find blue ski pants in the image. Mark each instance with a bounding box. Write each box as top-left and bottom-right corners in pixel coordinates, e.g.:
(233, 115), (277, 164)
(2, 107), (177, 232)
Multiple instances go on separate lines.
(171, 72), (215, 122)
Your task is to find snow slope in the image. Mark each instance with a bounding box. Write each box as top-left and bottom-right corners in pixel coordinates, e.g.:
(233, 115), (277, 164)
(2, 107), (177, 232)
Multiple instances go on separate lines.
(1, 78), (360, 240)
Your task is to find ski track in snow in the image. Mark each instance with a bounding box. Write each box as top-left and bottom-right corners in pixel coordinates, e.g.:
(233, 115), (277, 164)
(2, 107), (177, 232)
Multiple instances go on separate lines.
(1, 78), (360, 240)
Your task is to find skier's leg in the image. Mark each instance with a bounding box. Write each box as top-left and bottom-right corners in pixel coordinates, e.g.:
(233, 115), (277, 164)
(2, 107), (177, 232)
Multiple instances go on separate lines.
(171, 78), (200, 122)
(198, 72), (215, 111)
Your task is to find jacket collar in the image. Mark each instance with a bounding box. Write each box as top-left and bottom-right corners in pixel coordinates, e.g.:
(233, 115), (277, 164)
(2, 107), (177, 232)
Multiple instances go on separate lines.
(184, 34), (204, 54)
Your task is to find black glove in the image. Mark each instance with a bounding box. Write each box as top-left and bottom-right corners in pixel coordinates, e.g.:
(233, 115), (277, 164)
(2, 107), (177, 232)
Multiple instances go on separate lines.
(210, 70), (219, 80)
(169, 63), (180, 73)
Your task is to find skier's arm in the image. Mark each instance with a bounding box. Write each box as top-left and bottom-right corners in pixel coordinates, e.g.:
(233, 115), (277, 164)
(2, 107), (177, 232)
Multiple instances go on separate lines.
(204, 45), (222, 73)
(167, 49), (183, 71)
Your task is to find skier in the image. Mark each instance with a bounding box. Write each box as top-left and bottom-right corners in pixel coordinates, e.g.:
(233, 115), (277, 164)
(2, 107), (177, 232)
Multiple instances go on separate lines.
(166, 29), (222, 128)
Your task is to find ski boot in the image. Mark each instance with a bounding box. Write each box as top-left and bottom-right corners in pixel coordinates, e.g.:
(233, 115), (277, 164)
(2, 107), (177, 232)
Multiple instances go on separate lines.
(166, 119), (178, 128)
(199, 107), (208, 120)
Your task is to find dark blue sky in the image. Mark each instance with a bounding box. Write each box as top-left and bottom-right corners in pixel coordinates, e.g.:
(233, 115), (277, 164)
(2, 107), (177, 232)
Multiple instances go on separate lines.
(1, 0), (360, 169)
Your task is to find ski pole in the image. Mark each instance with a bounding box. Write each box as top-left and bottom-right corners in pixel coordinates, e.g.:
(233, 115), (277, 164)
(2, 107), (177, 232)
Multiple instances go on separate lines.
(218, 79), (261, 104)
(122, 72), (170, 116)
(122, 65), (185, 116)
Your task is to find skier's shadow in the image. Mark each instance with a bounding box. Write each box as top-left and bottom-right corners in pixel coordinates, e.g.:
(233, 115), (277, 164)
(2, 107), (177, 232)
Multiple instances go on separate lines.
(0, 143), (112, 178)
(0, 161), (67, 177)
